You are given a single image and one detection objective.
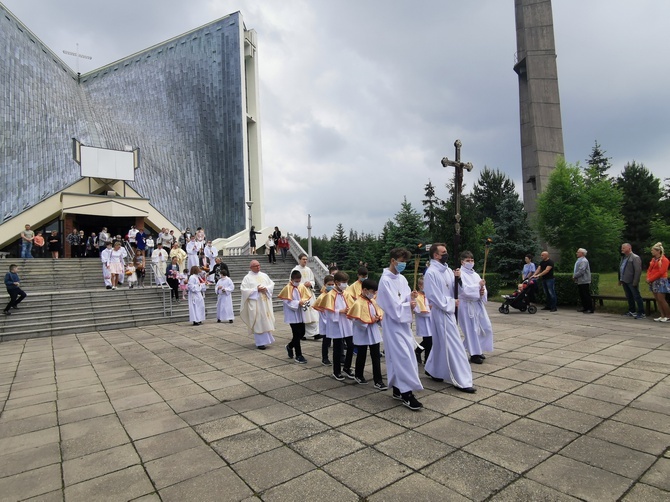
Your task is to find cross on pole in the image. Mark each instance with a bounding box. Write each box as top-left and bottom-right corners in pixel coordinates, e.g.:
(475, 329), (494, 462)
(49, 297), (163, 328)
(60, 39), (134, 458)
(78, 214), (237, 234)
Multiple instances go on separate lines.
(62, 43), (92, 75)
(441, 139), (474, 267)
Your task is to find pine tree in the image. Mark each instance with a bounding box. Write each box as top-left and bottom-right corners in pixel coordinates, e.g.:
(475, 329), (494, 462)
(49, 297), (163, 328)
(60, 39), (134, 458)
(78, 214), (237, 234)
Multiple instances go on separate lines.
(328, 223), (348, 268)
(388, 197), (427, 252)
(585, 140), (613, 182)
(422, 180), (442, 242)
(472, 167), (516, 222)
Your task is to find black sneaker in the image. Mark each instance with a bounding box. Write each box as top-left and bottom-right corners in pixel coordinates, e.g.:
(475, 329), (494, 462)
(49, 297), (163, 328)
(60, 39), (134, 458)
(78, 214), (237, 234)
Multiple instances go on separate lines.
(285, 344), (294, 359)
(374, 381), (388, 391)
(392, 387), (402, 400)
(425, 370), (443, 382)
(342, 368), (355, 379)
(295, 355), (307, 364)
(354, 376), (368, 384)
(321, 359), (332, 366)
(332, 373), (345, 381)
(402, 393), (424, 411)
(469, 355), (485, 364)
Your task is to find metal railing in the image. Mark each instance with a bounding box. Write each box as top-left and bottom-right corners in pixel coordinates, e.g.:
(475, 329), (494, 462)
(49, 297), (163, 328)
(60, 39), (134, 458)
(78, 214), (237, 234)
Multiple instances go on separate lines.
(287, 234), (328, 288)
(150, 262), (172, 317)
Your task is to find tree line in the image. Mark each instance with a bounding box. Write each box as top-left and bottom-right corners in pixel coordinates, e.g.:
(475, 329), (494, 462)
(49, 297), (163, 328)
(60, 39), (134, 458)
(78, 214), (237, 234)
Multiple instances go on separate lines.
(295, 141), (668, 279)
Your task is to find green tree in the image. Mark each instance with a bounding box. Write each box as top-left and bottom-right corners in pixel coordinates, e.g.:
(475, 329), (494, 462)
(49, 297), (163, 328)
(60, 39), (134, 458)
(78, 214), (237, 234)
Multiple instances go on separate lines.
(616, 161), (661, 253)
(585, 140), (613, 182)
(385, 197), (426, 253)
(422, 180), (443, 242)
(328, 223), (348, 267)
(537, 158), (624, 271)
(472, 166), (516, 222)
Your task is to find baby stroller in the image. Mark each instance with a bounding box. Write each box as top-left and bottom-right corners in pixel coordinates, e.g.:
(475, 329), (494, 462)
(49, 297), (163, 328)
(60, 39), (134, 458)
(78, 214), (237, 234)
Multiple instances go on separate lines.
(499, 278), (538, 314)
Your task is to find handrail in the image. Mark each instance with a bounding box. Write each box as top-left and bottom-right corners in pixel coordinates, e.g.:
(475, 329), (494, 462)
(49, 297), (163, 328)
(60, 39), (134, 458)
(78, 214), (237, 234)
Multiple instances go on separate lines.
(150, 262), (172, 317)
(124, 241), (135, 260)
(287, 234), (328, 288)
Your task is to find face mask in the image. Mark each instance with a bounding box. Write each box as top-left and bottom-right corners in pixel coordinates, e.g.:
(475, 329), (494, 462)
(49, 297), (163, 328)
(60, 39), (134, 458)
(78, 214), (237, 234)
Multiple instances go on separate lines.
(462, 262), (475, 270)
(339, 283), (348, 290)
(359, 277), (367, 282)
(292, 281), (301, 287)
(325, 285), (334, 292)
(395, 261), (407, 273)
(439, 253), (449, 265)
(365, 292), (375, 300)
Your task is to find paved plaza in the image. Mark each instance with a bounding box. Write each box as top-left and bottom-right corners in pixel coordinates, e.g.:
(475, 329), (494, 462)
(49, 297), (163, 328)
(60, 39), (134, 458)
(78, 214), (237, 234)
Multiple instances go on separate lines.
(1, 305), (669, 501)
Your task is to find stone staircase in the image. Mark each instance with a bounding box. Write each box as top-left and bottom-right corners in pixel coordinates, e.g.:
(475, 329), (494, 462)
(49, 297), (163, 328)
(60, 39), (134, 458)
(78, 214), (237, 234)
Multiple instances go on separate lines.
(0, 255), (298, 341)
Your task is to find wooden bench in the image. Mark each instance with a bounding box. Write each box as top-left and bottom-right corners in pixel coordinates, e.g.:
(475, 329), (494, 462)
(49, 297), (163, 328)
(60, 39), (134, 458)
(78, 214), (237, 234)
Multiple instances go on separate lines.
(591, 294), (657, 316)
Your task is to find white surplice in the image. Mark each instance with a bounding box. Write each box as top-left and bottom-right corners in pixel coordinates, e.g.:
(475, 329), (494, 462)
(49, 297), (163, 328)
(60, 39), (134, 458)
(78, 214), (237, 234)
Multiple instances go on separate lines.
(100, 247), (112, 286)
(151, 248), (169, 285)
(291, 264), (320, 337)
(376, 268), (423, 394)
(188, 274), (206, 322)
(186, 241), (200, 270)
(240, 271), (276, 346)
(458, 267), (494, 356)
(215, 277), (235, 322)
(423, 260), (473, 389)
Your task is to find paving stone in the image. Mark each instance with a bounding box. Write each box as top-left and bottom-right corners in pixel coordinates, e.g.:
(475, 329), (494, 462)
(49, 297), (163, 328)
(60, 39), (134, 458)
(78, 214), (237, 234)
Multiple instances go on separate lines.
(145, 445), (226, 490)
(195, 415), (257, 443)
(552, 394), (623, 418)
(60, 415), (131, 460)
(178, 402), (236, 426)
(211, 383), (259, 402)
(479, 392), (545, 416)
(233, 446), (315, 492)
(505, 382), (567, 403)
(159, 466), (253, 502)
(264, 414), (330, 443)
(166, 392), (220, 413)
(23, 488), (64, 502)
(573, 383), (644, 406)
(323, 447), (410, 497)
(531, 375), (587, 393)
(242, 402), (302, 426)
(118, 404), (188, 441)
(498, 417), (578, 452)
(64, 465), (154, 502)
(63, 443), (141, 486)
(134, 427), (206, 462)
(0, 412), (58, 438)
(262, 469), (358, 502)
(307, 402), (370, 428)
(155, 383), (206, 401)
(464, 432), (552, 473)
(0, 400), (56, 421)
(528, 404), (602, 434)
(416, 416), (490, 448)
(58, 400), (116, 425)
(3, 390), (57, 410)
(0, 463), (62, 501)
(639, 457), (670, 490)
(290, 429), (365, 466)
(285, 393), (339, 413)
(450, 403), (519, 431)
(212, 428), (283, 464)
(622, 483), (670, 501)
(422, 450), (518, 501)
(489, 478), (581, 501)
(417, 391), (471, 415)
(527, 454), (633, 501)
(0, 441), (61, 478)
(338, 416), (406, 445)
(612, 407), (670, 434)
(375, 431), (453, 469)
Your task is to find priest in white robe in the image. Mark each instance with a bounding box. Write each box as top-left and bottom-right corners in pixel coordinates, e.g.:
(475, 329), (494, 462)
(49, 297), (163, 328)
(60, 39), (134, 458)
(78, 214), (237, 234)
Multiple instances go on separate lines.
(240, 260), (276, 349)
(204, 241), (218, 269)
(215, 271), (235, 323)
(187, 266), (207, 325)
(376, 248), (424, 410)
(186, 236), (200, 270)
(458, 251), (494, 364)
(423, 243), (476, 393)
(151, 243), (169, 285)
(291, 253), (321, 339)
(100, 242), (113, 288)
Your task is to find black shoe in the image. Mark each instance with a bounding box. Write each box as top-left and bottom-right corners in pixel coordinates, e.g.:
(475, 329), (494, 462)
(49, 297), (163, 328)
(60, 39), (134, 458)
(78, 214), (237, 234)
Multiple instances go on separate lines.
(455, 386), (477, 394)
(415, 347), (424, 365)
(322, 359), (332, 366)
(257, 345), (266, 350)
(392, 389), (403, 400)
(374, 381), (388, 391)
(106, 286), (112, 290)
(11, 306), (19, 310)
(3, 310), (10, 316)
(469, 355), (485, 364)
(425, 370), (443, 382)
(313, 335), (324, 340)
(229, 320), (233, 323)
(402, 393), (424, 411)
(285, 344), (294, 359)
(301, 336), (307, 341)
(192, 322), (199, 326)
(295, 355), (307, 364)
(343, 368), (355, 380)
(354, 375), (368, 384)
(217, 320), (221, 323)
(332, 373), (345, 381)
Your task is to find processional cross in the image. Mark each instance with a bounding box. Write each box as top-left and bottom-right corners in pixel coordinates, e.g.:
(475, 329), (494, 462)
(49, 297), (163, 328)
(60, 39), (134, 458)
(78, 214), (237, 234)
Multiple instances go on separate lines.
(441, 139), (474, 267)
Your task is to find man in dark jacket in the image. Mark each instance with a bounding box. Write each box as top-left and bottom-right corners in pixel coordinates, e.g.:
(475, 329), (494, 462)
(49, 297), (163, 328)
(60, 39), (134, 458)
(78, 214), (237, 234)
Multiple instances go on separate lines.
(4, 264), (27, 315)
(619, 243), (644, 319)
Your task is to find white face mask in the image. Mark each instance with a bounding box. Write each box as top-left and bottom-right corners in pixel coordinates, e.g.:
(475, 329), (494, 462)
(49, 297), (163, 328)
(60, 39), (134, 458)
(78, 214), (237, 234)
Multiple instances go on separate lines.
(462, 261), (475, 270)
(292, 281), (301, 287)
(339, 283), (348, 291)
(364, 292), (375, 300)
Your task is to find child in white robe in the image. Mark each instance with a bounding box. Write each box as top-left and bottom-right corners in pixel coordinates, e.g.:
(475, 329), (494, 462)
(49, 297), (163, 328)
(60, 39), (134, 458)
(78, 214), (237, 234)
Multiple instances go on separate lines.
(187, 265), (207, 325)
(215, 269), (235, 323)
(278, 270), (309, 364)
(457, 250), (494, 364)
(414, 276), (433, 365)
(347, 279), (387, 389)
(318, 275), (335, 365)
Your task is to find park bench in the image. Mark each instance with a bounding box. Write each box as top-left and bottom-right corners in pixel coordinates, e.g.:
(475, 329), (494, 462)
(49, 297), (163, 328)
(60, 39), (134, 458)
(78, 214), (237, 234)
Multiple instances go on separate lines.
(591, 294), (657, 316)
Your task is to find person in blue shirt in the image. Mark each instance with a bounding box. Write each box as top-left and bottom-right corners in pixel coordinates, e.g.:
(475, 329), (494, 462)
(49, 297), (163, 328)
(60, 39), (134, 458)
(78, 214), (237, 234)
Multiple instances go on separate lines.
(4, 264), (27, 315)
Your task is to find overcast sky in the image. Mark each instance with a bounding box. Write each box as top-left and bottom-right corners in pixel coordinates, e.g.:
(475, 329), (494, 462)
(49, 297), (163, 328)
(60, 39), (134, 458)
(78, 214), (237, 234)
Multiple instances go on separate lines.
(4, 0), (670, 239)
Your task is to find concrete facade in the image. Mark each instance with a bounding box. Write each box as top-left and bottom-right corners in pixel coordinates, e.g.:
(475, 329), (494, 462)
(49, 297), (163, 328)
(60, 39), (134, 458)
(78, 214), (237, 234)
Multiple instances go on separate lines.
(0, 3), (263, 244)
(513, 0), (565, 219)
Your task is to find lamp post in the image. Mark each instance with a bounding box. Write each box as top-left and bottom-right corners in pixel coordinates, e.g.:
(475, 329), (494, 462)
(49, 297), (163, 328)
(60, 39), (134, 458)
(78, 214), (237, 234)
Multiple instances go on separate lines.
(307, 214), (313, 258)
(441, 139), (474, 266)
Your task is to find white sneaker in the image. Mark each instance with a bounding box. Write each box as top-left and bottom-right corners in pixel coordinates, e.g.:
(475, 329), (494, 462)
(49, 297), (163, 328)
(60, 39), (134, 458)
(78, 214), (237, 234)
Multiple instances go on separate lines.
(654, 317), (665, 322)
(660, 318), (669, 323)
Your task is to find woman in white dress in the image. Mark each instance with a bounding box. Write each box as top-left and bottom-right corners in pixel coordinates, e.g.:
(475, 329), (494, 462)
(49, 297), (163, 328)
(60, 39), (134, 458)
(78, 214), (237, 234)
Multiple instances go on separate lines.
(188, 265), (207, 325)
(106, 241), (128, 290)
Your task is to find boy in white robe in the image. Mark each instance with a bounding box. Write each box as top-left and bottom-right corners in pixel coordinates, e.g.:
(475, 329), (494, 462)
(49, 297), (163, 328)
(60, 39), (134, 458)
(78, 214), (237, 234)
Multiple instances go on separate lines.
(278, 270), (309, 364)
(204, 241), (218, 270)
(240, 260), (275, 349)
(151, 243), (169, 285)
(458, 250), (494, 364)
(315, 275), (335, 365)
(376, 248), (424, 410)
(215, 269), (235, 323)
(100, 242), (113, 289)
(423, 243), (476, 393)
(291, 253), (321, 340)
(187, 265), (207, 325)
(347, 278), (387, 389)
(186, 236), (200, 270)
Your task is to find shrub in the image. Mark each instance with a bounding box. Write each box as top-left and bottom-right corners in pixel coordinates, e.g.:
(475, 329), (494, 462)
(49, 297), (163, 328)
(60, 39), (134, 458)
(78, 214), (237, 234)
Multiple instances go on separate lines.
(533, 273), (600, 306)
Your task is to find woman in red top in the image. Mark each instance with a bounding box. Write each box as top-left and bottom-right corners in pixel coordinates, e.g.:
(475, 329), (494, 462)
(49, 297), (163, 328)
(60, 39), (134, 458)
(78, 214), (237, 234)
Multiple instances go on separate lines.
(646, 242), (670, 322)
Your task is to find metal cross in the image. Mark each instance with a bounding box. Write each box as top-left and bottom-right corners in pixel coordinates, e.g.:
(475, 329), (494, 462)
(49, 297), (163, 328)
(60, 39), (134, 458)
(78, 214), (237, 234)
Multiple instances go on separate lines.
(441, 139), (474, 266)
(62, 43), (92, 75)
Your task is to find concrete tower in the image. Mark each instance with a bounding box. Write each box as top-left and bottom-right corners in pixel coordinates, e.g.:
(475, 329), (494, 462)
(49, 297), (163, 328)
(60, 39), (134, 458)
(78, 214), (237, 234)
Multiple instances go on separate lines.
(513, 0), (564, 219)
